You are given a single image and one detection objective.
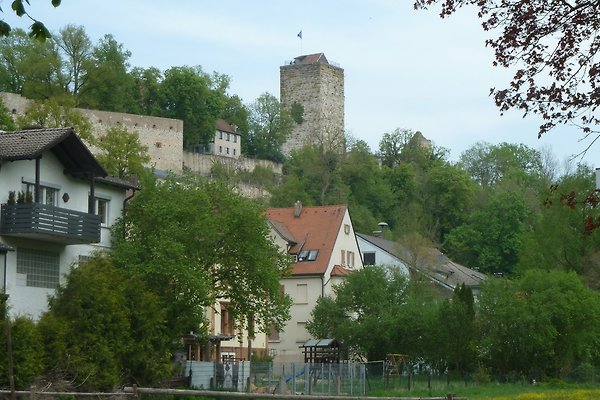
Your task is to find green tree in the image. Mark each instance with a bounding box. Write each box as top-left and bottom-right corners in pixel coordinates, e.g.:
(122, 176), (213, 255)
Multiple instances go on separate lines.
(518, 165), (600, 286)
(244, 92), (294, 163)
(270, 145), (348, 207)
(378, 128), (414, 168)
(78, 34), (135, 112)
(111, 174), (291, 339)
(415, 0), (600, 145)
(16, 97), (94, 144)
(477, 270), (600, 378)
(38, 255), (172, 390)
(436, 284), (476, 376)
(445, 190), (532, 274)
(307, 265), (437, 361)
(54, 24), (92, 96)
(0, 0), (61, 40)
(95, 125), (151, 179)
(129, 66), (163, 116)
(0, 316), (44, 389)
(159, 66), (227, 150)
(460, 142), (546, 187)
(0, 96), (16, 130)
(0, 28), (31, 93)
(0, 28), (64, 98)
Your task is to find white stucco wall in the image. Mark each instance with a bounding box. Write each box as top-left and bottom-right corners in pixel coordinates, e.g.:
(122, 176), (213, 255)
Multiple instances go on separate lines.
(0, 152), (127, 319)
(356, 236), (410, 277)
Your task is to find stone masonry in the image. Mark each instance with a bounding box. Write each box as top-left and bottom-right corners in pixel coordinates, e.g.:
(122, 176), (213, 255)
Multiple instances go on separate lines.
(280, 53), (345, 155)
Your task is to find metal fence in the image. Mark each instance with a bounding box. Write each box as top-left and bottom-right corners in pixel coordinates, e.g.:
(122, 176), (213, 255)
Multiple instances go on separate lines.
(185, 361), (367, 395)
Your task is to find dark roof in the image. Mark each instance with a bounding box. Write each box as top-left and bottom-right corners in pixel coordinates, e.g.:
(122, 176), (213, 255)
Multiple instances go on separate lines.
(95, 176), (140, 190)
(0, 128), (107, 177)
(215, 119), (239, 135)
(356, 232), (487, 290)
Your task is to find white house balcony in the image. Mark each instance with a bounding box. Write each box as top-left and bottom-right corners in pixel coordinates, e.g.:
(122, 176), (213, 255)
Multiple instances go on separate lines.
(0, 203), (101, 244)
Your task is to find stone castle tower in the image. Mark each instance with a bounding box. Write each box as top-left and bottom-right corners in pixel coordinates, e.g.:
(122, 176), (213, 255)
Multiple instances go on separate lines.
(280, 53), (345, 155)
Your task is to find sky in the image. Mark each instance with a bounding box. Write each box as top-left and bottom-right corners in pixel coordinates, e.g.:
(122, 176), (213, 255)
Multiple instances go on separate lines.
(5, 0), (599, 169)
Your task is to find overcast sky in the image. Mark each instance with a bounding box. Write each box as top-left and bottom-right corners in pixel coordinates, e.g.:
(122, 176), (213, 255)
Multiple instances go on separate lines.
(7, 0), (598, 169)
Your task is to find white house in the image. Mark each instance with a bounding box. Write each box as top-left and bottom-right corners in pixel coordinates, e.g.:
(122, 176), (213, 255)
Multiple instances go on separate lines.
(0, 128), (136, 319)
(208, 119), (242, 159)
(356, 232), (486, 297)
(266, 202), (363, 363)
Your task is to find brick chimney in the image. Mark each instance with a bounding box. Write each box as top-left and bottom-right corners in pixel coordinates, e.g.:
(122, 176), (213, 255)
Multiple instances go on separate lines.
(293, 200), (302, 218)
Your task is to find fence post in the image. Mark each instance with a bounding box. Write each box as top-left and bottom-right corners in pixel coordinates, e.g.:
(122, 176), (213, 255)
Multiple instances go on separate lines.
(291, 363), (296, 394)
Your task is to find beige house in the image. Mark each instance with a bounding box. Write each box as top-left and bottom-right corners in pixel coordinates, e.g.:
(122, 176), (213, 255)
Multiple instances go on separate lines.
(209, 119), (241, 159)
(266, 202), (363, 363)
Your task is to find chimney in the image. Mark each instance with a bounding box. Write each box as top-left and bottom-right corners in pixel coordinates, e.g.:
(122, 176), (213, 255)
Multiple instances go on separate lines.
(293, 200), (302, 218)
(596, 168), (600, 190)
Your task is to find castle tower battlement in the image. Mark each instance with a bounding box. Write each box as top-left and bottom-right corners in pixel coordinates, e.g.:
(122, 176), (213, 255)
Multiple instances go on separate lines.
(280, 53), (345, 155)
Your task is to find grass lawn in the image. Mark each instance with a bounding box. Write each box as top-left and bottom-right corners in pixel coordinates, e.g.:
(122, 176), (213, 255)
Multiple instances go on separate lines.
(368, 380), (600, 399)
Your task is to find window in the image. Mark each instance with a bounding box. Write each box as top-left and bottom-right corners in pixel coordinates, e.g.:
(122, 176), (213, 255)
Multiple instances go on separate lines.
(95, 198), (110, 225)
(226, 147), (230, 155)
(296, 283), (308, 304)
(298, 249), (318, 261)
(219, 131), (223, 139)
(233, 149), (237, 156)
(363, 252), (376, 266)
(341, 250), (346, 265)
(17, 248), (60, 288)
(219, 146), (223, 153)
(233, 135), (238, 143)
(23, 183), (59, 206)
(226, 133), (231, 141)
(344, 224), (350, 234)
(268, 324), (280, 341)
(220, 303), (235, 335)
(347, 251), (355, 268)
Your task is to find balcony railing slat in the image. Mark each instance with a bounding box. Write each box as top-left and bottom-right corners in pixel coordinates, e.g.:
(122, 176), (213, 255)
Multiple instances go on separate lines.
(0, 203), (101, 244)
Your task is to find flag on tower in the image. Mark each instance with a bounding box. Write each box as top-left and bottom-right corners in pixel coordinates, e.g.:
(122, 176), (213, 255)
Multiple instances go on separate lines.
(297, 30), (302, 39)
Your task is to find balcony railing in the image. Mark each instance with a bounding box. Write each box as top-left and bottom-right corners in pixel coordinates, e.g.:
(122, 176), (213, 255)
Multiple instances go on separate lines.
(0, 203), (101, 244)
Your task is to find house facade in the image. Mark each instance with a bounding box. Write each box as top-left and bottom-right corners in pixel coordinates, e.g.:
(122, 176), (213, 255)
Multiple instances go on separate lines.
(356, 233), (486, 297)
(266, 202), (362, 363)
(208, 119), (242, 159)
(0, 128), (135, 318)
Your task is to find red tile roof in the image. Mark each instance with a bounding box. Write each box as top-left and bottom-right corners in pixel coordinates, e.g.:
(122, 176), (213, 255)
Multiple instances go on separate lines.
(293, 53), (328, 65)
(267, 204), (347, 276)
(331, 265), (352, 277)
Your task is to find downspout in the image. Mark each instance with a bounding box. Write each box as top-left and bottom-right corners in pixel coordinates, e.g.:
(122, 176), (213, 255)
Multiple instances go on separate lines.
(88, 171), (96, 214)
(34, 157), (41, 203)
(121, 189), (137, 239)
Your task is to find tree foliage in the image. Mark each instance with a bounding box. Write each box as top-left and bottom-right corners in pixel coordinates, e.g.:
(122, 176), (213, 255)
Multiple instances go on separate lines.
(415, 0), (600, 148)
(111, 174), (291, 339)
(95, 125), (151, 179)
(0, 0), (61, 41)
(244, 92), (294, 163)
(38, 255), (172, 390)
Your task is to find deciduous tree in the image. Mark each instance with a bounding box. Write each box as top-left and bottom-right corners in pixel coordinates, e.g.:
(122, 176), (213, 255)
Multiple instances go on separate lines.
(415, 0), (600, 151)
(95, 125), (151, 179)
(111, 174), (291, 339)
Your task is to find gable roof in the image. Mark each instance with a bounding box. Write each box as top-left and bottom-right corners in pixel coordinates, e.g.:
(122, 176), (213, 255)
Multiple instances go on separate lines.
(267, 204), (347, 276)
(356, 232), (486, 290)
(0, 128), (107, 177)
(293, 53), (329, 65)
(215, 119), (239, 135)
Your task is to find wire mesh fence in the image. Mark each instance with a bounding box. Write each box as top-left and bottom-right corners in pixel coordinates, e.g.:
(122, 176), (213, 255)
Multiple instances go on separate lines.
(185, 361), (367, 395)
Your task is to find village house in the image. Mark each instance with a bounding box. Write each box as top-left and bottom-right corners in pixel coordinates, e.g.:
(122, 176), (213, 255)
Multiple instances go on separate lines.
(266, 202), (362, 363)
(0, 128), (136, 318)
(356, 232), (486, 297)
